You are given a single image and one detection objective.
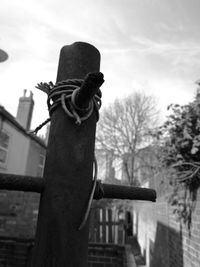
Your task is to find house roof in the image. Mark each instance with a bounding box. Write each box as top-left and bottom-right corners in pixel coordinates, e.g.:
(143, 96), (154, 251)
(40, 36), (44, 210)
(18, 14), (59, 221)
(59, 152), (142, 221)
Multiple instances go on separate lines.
(0, 105), (47, 149)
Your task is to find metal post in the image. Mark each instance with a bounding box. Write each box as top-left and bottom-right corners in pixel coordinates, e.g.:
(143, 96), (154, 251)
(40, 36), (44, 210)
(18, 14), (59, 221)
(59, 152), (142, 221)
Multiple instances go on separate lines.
(31, 42), (100, 267)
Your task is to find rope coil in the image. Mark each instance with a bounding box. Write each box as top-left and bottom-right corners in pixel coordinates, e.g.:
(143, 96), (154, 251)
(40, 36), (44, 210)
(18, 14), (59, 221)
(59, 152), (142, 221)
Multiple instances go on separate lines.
(47, 79), (101, 125)
(30, 76), (102, 134)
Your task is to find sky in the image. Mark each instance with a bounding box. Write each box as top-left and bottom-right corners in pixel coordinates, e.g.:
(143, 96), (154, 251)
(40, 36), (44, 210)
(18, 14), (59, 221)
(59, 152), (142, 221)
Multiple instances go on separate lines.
(1, 0), (200, 133)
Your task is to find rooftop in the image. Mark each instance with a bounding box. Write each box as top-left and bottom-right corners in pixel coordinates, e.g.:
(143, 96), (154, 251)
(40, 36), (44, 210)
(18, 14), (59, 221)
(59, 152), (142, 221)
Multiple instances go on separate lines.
(0, 105), (46, 149)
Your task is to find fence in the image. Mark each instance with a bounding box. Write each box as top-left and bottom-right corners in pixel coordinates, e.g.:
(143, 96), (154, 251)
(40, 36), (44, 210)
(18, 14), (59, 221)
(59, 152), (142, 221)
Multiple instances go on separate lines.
(89, 207), (125, 245)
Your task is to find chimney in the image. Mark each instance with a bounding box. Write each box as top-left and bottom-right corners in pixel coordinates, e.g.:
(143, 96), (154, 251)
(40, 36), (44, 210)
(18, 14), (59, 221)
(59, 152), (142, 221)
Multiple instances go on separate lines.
(16, 90), (34, 131)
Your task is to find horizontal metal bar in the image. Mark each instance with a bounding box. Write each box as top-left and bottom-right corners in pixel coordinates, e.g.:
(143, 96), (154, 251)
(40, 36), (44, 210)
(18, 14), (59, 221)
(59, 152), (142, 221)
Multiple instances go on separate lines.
(0, 173), (44, 193)
(94, 181), (156, 202)
(0, 173), (156, 202)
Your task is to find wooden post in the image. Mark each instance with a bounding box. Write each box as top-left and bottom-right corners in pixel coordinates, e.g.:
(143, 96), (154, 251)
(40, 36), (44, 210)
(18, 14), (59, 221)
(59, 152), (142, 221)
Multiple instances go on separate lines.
(31, 42), (100, 267)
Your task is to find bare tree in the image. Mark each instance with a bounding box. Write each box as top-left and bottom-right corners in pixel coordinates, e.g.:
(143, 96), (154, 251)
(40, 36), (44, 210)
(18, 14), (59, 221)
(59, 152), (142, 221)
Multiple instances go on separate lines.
(96, 92), (159, 186)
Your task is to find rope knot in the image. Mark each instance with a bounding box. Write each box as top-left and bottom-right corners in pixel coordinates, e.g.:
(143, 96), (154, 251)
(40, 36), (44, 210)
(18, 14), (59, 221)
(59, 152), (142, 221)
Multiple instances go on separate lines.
(46, 73), (103, 125)
(31, 72), (103, 134)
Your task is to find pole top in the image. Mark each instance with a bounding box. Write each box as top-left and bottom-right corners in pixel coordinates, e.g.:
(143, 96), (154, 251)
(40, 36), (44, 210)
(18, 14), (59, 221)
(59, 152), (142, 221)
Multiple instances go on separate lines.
(56, 42), (101, 82)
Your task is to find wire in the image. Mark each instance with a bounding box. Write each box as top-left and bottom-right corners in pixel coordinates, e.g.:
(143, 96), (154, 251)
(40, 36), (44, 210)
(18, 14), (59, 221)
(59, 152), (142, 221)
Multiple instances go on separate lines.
(78, 156), (98, 230)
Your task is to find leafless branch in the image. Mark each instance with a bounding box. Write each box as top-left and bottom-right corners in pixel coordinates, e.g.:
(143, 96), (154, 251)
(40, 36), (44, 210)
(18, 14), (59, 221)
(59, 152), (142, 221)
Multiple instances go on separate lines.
(96, 92), (159, 185)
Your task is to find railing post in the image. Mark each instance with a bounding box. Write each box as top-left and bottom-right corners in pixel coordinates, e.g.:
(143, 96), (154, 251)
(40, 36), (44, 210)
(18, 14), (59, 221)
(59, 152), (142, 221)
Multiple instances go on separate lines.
(31, 42), (101, 267)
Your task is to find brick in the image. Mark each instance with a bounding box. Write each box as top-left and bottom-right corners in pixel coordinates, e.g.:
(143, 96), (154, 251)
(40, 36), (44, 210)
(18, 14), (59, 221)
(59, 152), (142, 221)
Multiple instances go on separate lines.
(98, 256), (112, 263)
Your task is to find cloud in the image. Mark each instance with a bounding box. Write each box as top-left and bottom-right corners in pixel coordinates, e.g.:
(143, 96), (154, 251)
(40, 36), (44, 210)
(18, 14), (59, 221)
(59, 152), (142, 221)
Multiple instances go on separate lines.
(0, 0), (200, 130)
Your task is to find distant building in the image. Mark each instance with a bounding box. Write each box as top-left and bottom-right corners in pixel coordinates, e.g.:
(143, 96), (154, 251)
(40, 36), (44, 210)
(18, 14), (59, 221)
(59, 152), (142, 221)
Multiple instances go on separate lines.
(0, 90), (46, 177)
(120, 146), (158, 188)
(95, 149), (122, 185)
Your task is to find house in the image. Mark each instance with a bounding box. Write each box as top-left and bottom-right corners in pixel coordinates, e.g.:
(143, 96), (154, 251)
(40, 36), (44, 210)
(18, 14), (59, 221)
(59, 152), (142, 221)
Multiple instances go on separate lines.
(0, 90), (46, 176)
(0, 90), (47, 238)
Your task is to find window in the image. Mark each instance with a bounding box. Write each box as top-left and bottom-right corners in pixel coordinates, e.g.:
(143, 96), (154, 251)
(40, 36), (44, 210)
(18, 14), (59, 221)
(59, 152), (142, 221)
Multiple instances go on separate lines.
(37, 153), (45, 177)
(0, 131), (9, 168)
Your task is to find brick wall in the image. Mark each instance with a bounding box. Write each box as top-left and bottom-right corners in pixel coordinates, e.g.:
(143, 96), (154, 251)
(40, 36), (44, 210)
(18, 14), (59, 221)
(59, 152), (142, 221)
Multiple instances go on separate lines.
(0, 237), (33, 267)
(133, 187), (200, 267)
(0, 190), (40, 238)
(0, 239), (126, 267)
(88, 243), (126, 267)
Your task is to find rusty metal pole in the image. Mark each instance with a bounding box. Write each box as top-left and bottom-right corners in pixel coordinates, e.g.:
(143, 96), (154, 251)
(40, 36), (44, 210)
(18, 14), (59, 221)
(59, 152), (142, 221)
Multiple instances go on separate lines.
(31, 42), (101, 267)
(0, 173), (157, 202)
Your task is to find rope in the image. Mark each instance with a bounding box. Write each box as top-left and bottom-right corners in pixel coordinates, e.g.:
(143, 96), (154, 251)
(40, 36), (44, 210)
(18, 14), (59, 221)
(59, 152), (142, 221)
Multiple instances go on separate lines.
(29, 118), (51, 135)
(94, 180), (104, 200)
(31, 78), (101, 134)
(78, 156), (98, 230)
(48, 79), (101, 125)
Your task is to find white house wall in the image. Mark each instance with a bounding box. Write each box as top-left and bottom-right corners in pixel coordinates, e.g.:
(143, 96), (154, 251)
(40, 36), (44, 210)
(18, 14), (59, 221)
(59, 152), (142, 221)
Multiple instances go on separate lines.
(0, 119), (30, 175)
(26, 139), (46, 177)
